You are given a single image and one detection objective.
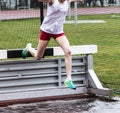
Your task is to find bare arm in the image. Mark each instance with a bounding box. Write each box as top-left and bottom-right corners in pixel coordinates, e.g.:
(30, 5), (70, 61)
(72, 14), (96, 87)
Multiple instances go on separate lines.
(38, 0), (80, 4)
(38, 0), (53, 2)
(38, 0), (53, 5)
(68, 0), (82, 2)
(38, 0), (48, 2)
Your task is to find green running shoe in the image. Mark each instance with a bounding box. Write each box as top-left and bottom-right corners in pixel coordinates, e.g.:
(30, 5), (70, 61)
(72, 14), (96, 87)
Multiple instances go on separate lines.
(21, 43), (32, 59)
(64, 79), (76, 90)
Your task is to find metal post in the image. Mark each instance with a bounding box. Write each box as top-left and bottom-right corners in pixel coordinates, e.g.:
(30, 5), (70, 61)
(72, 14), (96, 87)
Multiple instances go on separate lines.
(16, 0), (18, 9)
(28, 0), (30, 9)
(15, 0), (17, 9)
(0, 1), (2, 22)
(68, 2), (71, 19)
(40, 2), (44, 24)
(0, 2), (1, 22)
(74, 2), (78, 25)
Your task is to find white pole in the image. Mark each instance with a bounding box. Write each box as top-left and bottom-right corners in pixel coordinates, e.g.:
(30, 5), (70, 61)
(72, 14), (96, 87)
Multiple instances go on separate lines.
(0, 1), (1, 22)
(28, 0), (30, 9)
(74, 2), (78, 25)
(68, 2), (71, 20)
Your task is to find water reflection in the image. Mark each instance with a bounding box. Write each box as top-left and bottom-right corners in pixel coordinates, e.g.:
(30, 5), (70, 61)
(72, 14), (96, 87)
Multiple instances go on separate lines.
(0, 97), (120, 113)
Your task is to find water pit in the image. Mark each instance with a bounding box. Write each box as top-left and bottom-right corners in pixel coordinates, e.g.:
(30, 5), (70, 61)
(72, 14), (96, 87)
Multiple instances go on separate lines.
(0, 97), (120, 113)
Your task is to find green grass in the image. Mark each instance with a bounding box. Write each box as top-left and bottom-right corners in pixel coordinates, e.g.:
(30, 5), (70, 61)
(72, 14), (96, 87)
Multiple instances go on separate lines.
(65, 14), (120, 94)
(0, 14), (120, 94)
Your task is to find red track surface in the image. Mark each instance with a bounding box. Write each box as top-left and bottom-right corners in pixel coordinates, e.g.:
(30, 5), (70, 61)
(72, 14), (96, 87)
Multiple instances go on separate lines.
(0, 7), (120, 20)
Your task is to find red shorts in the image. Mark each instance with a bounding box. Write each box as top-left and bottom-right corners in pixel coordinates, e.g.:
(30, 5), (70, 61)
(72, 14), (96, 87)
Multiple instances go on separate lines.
(40, 30), (65, 41)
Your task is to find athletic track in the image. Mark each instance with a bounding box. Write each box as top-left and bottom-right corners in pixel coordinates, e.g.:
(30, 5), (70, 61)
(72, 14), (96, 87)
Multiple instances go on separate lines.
(0, 7), (120, 20)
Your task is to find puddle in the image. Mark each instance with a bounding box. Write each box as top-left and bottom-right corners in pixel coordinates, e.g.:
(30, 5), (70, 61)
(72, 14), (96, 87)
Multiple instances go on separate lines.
(0, 97), (120, 113)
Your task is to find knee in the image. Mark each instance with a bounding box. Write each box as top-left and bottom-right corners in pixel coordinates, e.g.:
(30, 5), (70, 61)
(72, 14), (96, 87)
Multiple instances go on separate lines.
(36, 57), (42, 60)
(35, 55), (42, 60)
(64, 49), (71, 57)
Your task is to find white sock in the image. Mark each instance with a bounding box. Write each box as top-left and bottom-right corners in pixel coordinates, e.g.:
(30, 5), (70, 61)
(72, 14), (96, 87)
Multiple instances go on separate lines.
(66, 78), (72, 81)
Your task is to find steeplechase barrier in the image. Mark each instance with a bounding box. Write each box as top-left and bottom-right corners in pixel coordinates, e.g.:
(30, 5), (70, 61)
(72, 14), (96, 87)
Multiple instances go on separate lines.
(0, 45), (112, 105)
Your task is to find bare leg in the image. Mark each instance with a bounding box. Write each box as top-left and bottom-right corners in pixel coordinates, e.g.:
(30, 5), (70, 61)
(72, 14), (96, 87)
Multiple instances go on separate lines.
(28, 40), (49, 60)
(55, 35), (72, 80)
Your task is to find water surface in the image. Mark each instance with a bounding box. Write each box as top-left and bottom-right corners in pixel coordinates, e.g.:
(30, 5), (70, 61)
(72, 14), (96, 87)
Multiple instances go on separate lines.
(0, 97), (120, 113)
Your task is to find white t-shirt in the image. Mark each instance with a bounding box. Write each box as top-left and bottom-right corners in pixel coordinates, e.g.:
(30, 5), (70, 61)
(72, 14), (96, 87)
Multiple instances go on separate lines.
(40, 0), (68, 34)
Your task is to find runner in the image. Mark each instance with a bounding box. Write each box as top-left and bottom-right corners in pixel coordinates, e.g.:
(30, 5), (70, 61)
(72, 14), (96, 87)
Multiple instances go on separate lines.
(22, 0), (78, 89)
